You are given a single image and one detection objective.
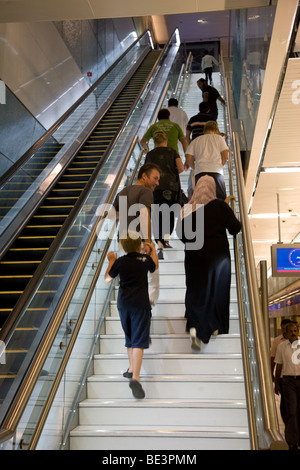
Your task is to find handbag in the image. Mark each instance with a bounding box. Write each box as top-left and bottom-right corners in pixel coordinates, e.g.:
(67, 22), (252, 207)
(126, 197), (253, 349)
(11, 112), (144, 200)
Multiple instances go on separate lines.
(177, 189), (188, 207)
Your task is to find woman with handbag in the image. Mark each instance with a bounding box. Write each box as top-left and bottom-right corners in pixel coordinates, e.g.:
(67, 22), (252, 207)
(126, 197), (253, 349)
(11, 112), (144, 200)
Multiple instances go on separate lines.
(176, 175), (241, 350)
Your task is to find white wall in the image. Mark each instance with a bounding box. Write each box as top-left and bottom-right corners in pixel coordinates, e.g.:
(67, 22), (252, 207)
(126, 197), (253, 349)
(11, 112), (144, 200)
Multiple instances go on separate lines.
(0, 21), (89, 129)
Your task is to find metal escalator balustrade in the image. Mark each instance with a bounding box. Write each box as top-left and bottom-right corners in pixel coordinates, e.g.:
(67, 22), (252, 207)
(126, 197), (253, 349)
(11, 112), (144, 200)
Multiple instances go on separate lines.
(0, 50), (161, 409)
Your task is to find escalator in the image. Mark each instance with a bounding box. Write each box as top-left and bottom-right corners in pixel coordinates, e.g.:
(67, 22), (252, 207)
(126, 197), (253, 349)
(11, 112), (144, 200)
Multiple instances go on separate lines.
(0, 49), (161, 407)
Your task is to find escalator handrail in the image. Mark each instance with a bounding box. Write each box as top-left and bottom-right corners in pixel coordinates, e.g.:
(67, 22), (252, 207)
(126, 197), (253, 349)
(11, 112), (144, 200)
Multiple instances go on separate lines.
(29, 136), (145, 450)
(0, 36), (178, 442)
(0, 29), (153, 190)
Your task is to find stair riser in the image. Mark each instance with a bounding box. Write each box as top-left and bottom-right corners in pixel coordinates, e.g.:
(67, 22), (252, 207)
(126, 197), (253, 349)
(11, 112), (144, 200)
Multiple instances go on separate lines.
(70, 435), (250, 450)
(98, 336), (242, 354)
(108, 301), (239, 317)
(79, 405), (248, 427)
(112, 286), (238, 302)
(103, 317), (240, 335)
(87, 379), (246, 400)
(93, 355), (244, 375)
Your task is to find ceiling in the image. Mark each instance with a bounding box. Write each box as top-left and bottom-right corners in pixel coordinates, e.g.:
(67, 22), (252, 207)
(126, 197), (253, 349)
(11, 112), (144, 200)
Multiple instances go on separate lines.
(1, 0), (299, 278)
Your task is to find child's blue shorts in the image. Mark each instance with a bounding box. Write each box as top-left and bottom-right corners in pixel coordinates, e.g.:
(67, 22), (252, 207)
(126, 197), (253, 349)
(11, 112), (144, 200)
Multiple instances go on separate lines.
(118, 307), (151, 349)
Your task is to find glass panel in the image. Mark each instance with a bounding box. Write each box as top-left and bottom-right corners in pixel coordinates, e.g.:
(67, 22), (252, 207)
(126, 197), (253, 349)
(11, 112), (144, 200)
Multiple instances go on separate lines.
(0, 33), (151, 240)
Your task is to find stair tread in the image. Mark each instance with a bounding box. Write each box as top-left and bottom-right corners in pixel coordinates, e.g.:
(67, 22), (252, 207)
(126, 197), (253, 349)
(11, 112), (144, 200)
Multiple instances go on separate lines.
(80, 397), (247, 408)
(88, 374), (245, 382)
(71, 424), (250, 437)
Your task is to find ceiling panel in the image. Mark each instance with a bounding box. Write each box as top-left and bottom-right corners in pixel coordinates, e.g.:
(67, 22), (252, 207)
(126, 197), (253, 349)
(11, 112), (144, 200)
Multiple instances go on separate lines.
(263, 58), (300, 167)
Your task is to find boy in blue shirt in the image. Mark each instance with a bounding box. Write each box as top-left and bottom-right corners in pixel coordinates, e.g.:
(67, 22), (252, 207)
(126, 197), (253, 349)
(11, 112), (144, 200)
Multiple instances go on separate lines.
(105, 231), (158, 399)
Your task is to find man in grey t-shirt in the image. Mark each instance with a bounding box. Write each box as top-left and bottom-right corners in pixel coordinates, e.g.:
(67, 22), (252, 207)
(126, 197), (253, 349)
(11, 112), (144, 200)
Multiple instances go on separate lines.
(113, 163), (161, 242)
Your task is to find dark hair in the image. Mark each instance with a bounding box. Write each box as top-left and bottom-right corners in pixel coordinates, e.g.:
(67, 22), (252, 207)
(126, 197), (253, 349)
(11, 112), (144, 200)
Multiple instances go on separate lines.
(157, 108), (170, 120)
(199, 102), (210, 113)
(168, 98), (178, 107)
(137, 162), (161, 180)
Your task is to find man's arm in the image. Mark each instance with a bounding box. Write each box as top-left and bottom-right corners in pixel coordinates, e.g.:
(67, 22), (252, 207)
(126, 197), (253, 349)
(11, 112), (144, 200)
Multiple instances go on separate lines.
(140, 137), (149, 153)
(185, 153), (194, 170)
(221, 149), (229, 166)
(217, 95), (226, 106)
(179, 136), (188, 153)
(274, 363), (283, 395)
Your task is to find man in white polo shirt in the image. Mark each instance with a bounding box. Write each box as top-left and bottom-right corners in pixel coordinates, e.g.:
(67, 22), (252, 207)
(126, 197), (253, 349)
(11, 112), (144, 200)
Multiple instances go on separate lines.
(275, 322), (300, 450)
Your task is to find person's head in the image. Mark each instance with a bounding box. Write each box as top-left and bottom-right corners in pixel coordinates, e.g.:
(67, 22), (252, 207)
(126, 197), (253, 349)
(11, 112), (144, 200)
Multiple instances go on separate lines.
(203, 120), (220, 134)
(157, 108), (170, 120)
(285, 322), (299, 344)
(137, 163), (161, 191)
(168, 98), (178, 107)
(153, 130), (168, 147)
(199, 102), (211, 114)
(120, 231), (142, 253)
(197, 78), (207, 90)
(281, 318), (293, 337)
(189, 175), (216, 206)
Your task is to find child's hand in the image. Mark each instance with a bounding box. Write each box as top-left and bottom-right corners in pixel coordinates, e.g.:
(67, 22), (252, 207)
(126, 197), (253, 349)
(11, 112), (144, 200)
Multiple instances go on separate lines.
(107, 251), (117, 261)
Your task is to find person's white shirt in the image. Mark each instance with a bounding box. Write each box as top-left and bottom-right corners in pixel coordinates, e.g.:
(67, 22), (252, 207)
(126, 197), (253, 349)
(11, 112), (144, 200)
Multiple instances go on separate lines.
(275, 338), (300, 376)
(186, 133), (228, 176)
(201, 54), (218, 70)
(167, 106), (188, 134)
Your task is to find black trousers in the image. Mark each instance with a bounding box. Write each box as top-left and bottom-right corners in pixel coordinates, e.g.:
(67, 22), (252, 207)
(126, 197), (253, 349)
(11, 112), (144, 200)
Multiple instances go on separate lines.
(282, 376), (300, 447)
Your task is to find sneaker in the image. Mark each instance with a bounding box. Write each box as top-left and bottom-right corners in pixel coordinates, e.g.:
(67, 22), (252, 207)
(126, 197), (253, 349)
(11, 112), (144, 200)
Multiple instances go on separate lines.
(129, 379), (145, 399)
(189, 328), (201, 351)
(162, 240), (173, 248)
(123, 369), (133, 379)
(157, 248), (164, 260)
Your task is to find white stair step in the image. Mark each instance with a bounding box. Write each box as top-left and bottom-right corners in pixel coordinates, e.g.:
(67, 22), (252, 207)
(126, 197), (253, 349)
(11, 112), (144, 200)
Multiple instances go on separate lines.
(108, 299), (240, 317)
(78, 398), (248, 427)
(93, 353), (244, 375)
(112, 285), (238, 302)
(87, 374), (246, 400)
(99, 333), (241, 354)
(70, 424), (250, 450)
(104, 316), (240, 335)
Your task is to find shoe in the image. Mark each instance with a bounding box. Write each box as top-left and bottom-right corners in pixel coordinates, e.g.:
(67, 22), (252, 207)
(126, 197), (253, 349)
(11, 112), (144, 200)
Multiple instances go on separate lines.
(162, 240), (173, 248)
(123, 369), (133, 379)
(129, 379), (145, 399)
(212, 329), (219, 336)
(190, 328), (201, 351)
(157, 248), (164, 260)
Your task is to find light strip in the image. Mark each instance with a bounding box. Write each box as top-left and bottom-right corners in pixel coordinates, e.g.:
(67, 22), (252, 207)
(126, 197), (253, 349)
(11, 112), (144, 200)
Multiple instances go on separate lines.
(262, 167), (300, 173)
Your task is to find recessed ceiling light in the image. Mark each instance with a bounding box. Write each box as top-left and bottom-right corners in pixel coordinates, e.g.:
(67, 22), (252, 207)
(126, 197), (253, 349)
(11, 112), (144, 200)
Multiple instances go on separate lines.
(262, 167), (300, 173)
(197, 19), (207, 24)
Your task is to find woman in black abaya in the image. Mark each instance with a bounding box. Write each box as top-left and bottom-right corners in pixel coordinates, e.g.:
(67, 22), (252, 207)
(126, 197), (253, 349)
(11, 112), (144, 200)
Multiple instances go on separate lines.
(177, 175), (241, 350)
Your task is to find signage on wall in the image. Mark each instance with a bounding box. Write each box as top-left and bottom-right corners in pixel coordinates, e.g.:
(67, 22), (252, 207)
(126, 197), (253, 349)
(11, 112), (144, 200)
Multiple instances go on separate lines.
(271, 243), (300, 277)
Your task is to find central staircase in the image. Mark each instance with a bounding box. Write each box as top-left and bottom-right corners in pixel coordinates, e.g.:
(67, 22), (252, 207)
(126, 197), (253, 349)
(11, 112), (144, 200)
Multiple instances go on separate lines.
(70, 71), (251, 450)
(70, 180), (250, 450)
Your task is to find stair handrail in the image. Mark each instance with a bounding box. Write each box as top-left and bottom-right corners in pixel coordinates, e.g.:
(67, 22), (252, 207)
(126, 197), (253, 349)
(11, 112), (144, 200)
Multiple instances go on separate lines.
(220, 57), (287, 448)
(231, 131), (287, 450)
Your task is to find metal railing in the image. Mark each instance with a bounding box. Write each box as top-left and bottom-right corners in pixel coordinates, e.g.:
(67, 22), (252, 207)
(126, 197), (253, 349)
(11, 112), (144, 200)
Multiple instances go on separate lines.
(221, 59), (288, 450)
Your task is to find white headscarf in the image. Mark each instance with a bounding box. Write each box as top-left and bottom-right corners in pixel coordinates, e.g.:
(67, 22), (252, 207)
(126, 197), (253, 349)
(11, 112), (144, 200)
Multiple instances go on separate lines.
(181, 175), (216, 218)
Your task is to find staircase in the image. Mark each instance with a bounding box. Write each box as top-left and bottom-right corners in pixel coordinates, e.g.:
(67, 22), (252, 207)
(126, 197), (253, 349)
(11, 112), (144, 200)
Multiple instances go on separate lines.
(70, 179), (250, 450)
(69, 71), (251, 450)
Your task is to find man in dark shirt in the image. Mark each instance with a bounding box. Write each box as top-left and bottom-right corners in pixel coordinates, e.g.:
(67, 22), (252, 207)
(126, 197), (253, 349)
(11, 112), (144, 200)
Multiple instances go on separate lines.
(186, 102), (214, 143)
(197, 78), (226, 121)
